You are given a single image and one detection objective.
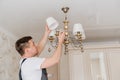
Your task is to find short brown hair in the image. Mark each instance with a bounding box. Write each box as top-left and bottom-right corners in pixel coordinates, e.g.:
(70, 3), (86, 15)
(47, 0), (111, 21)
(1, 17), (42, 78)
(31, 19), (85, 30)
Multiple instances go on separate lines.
(15, 36), (32, 56)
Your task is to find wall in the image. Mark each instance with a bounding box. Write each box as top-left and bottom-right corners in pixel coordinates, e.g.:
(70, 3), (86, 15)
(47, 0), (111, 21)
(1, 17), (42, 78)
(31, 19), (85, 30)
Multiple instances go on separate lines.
(107, 49), (120, 80)
(44, 41), (120, 80)
(0, 27), (20, 80)
(0, 26), (120, 80)
(68, 43), (120, 80)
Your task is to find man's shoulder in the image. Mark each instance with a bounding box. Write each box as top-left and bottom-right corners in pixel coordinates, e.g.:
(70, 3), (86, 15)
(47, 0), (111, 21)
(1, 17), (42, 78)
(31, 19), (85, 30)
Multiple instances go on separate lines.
(28, 56), (44, 59)
(26, 57), (45, 62)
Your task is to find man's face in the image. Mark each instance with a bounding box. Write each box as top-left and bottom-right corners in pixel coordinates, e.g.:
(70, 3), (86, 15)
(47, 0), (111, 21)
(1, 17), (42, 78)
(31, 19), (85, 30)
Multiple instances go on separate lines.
(27, 40), (38, 56)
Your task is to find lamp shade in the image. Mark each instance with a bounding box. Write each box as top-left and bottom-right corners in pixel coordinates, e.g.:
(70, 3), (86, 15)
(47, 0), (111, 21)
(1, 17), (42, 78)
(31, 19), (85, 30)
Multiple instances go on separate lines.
(73, 23), (86, 39)
(46, 17), (59, 30)
(49, 30), (56, 37)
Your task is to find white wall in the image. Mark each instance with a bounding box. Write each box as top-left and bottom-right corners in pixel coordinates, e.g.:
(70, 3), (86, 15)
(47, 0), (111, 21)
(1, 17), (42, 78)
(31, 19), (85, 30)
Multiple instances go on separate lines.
(107, 49), (120, 80)
(0, 27), (20, 80)
(1, 26), (120, 80)
(67, 43), (120, 80)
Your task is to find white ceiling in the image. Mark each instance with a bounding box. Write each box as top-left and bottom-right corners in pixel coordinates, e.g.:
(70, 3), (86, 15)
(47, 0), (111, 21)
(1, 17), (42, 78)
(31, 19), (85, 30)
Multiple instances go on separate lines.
(0, 0), (120, 42)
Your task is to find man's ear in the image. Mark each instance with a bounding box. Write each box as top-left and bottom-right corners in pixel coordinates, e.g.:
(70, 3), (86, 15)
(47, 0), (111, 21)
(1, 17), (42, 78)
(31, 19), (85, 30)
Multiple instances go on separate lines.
(24, 48), (29, 54)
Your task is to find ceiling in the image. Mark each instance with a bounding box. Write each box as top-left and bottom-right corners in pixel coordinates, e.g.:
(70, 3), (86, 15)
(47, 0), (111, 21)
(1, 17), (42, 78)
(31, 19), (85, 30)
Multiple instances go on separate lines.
(0, 0), (120, 43)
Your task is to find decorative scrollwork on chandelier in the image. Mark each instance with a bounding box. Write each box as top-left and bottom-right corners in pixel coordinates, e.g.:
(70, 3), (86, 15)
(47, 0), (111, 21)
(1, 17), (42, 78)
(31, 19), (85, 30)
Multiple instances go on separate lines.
(48, 7), (86, 54)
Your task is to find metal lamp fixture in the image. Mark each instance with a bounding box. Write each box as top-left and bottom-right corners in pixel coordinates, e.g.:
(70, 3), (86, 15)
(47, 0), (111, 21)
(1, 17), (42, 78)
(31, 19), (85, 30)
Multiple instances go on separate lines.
(48, 7), (86, 54)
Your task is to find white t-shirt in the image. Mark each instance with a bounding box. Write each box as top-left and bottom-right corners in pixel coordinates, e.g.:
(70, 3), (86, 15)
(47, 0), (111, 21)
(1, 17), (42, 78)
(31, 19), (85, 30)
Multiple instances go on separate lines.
(20, 57), (45, 80)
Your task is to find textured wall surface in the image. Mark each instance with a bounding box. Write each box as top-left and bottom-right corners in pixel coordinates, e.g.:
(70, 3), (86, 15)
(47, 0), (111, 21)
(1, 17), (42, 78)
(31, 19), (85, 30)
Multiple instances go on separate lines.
(0, 29), (20, 80)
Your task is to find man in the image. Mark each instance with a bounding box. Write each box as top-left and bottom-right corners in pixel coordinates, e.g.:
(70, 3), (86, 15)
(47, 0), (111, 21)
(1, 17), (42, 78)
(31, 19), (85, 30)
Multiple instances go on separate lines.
(15, 25), (65, 80)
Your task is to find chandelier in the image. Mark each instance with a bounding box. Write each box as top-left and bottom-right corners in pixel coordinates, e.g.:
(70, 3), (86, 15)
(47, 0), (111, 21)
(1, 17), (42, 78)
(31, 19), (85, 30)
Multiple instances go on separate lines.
(48, 7), (86, 54)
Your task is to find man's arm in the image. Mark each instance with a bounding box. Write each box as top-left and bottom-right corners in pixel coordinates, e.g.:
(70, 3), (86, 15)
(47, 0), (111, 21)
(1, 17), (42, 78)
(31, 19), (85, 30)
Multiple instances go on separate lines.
(41, 32), (65, 68)
(37, 25), (50, 55)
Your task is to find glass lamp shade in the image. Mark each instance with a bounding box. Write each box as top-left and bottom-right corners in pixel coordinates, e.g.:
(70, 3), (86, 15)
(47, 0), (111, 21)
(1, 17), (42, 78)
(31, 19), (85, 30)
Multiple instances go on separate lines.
(46, 17), (59, 30)
(73, 23), (86, 40)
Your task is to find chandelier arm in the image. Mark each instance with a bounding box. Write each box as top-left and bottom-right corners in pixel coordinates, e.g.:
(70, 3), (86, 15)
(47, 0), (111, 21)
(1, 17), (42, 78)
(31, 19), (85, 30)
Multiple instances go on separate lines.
(48, 7), (85, 54)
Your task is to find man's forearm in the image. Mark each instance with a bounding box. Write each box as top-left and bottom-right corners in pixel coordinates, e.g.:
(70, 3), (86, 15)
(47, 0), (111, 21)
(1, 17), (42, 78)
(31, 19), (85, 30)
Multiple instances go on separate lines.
(40, 43), (63, 68)
(40, 32), (65, 68)
(51, 43), (62, 62)
(37, 32), (49, 53)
